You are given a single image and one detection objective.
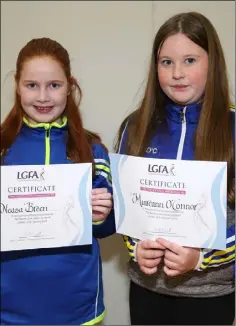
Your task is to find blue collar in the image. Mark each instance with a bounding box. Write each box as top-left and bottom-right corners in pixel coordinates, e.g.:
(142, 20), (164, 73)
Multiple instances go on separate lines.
(167, 101), (202, 124)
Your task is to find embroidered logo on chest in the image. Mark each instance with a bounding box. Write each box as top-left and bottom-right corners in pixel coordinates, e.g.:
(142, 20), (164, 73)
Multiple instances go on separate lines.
(146, 147), (158, 154)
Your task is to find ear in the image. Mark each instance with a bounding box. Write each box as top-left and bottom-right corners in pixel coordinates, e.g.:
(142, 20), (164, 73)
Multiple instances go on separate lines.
(68, 76), (75, 96)
(67, 77), (72, 96)
(15, 79), (20, 95)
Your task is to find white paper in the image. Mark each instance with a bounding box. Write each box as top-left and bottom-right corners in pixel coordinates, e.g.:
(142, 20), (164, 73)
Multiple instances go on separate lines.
(110, 153), (227, 250)
(1, 164), (92, 251)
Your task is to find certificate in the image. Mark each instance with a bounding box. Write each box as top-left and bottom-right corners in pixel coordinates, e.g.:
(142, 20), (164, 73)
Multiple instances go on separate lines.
(109, 153), (227, 250)
(1, 163), (92, 251)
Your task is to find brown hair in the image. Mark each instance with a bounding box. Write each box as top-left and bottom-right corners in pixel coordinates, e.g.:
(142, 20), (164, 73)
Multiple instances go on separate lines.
(1, 37), (104, 170)
(115, 12), (235, 208)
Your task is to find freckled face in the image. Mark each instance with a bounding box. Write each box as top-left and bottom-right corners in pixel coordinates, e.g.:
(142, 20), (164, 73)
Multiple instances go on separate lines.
(157, 33), (208, 105)
(18, 56), (69, 124)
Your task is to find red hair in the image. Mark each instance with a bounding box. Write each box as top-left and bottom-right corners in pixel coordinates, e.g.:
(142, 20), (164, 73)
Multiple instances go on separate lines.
(1, 38), (104, 169)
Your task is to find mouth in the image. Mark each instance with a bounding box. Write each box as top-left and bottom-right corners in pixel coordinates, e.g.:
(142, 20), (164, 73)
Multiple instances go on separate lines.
(34, 106), (54, 113)
(172, 85), (188, 90)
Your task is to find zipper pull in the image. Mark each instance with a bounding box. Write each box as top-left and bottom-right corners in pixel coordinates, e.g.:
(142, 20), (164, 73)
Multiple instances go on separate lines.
(180, 107), (186, 123)
(46, 129), (49, 137)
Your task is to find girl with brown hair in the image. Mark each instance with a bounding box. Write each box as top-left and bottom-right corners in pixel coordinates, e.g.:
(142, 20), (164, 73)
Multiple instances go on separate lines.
(116, 11), (235, 325)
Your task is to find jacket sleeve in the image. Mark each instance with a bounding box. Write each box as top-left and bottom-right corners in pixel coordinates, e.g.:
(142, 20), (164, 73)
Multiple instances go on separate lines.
(92, 143), (116, 239)
(118, 120), (139, 260)
(195, 224), (235, 271)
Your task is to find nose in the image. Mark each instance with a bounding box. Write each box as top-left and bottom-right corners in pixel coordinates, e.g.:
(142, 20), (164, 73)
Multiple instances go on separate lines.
(37, 88), (50, 103)
(172, 63), (184, 80)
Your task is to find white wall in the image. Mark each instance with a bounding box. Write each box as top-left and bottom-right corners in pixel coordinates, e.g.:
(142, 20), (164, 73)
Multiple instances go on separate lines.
(1, 1), (235, 325)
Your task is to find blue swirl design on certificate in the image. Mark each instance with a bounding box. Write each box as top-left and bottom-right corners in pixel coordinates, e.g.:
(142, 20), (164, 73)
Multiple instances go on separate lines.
(109, 154), (128, 229)
(70, 166), (92, 246)
(202, 165), (226, 249)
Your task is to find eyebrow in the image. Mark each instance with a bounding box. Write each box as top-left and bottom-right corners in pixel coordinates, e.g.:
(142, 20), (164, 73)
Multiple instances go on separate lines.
(158, 54), (201, 60)
(22, 80), (65, 83)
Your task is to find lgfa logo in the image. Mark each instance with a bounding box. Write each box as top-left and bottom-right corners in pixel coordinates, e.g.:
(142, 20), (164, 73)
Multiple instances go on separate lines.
(17, 168), (45, 181)
(148, 164), (175, 176)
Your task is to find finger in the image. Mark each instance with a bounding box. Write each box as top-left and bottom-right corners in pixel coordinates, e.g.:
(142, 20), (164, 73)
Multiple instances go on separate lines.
(92, 206), (111, 214)
(157, 238), (183, 255)
(163, 265), (181, 277)
(92, 188), (108, 195)
(164, 258), (179, 270)
(154, 240), (166, 250)
(140, 265), (158, 275)
(92, 213), (106, 222)
(143, 249), (164, 260)
(141, 239), (166, 250)
(140, 258), (161, 268)
(164, 249), (180, 263)
(92, 199), (112, 208)
(92, 193), (112, 201)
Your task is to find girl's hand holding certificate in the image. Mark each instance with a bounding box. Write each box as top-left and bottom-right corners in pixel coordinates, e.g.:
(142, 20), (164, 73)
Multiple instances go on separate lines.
(92, 188), (113, 222)
(136, 238), (201, 276)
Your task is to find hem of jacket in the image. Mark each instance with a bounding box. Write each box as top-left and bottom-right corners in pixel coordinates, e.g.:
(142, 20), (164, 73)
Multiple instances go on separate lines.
(0, 309), (106, 326)
(82, 308), (106, 325)
(128, 274), (235, 298)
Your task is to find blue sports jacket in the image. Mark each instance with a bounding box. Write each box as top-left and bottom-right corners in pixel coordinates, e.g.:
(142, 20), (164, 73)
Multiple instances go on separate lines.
(120, 101), (235, 298)
(1, 117), (116, 325)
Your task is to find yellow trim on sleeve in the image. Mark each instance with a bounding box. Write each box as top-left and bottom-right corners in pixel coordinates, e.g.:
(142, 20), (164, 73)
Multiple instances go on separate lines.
(94, 164), (111, 174)
(93, 220), (105, 225)
(95, 164), (112, 183)
(200, 246), (235, 269)
(202, 244), (235, 263)
(123, 236), (135, 251)
(208, 253), (235, 265)
(200, 253), (235, 270)
(125, 240), (135, 251)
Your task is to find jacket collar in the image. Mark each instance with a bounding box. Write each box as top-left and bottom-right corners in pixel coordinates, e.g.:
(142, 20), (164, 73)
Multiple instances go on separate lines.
(23, 116), (68, 130)
(167, 100), (202, 124)
(21, 116), (68, 138)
